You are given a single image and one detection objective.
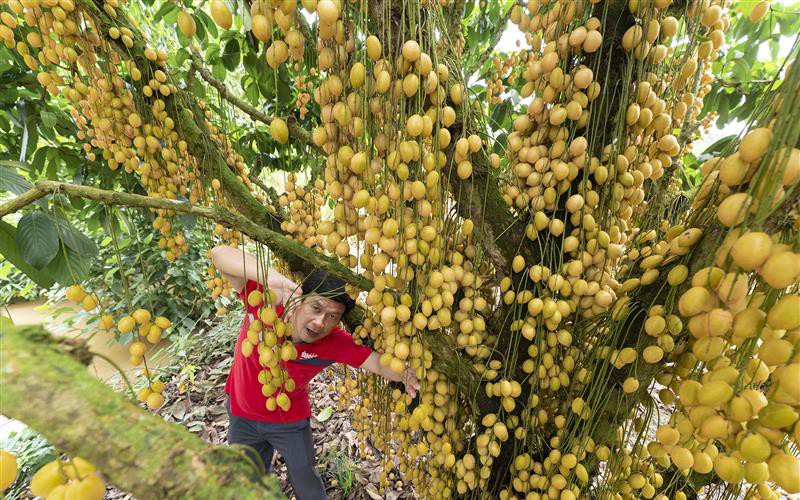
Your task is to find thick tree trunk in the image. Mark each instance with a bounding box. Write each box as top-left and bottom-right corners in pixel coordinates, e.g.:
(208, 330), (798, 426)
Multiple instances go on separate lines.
(0, 325), (285, 500)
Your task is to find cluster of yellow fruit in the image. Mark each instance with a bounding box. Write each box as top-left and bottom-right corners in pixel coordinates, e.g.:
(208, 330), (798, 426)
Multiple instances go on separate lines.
(65, 284), (100, 312)
(30, 456), (105, 500)
(279, 174), (326, 249)
(2, 0), (203, 262)
(136, 370), (167, 411)
(243, 288), (298, 411)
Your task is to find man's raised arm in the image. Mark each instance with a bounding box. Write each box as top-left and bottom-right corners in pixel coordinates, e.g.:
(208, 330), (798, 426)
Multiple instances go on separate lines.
(209, 246), (298, 306)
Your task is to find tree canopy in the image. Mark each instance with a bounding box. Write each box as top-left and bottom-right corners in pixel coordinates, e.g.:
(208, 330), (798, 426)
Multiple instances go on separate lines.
(1, 0), (800, 499)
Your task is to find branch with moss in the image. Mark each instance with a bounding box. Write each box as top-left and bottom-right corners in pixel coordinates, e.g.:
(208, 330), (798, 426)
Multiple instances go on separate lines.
(0, 180), (372, 292)
(0, 325), (285, 499)
(188, 48), (314, 149)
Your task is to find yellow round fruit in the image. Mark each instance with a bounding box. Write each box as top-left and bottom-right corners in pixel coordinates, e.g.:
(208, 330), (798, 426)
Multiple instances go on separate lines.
(739, 127), (772, 162)
(365, 35), (382, 60)
(66, 284), (87, 303)
(768, 453), (800, 494)
(271, 118), (289, 144)
(316, 0), (339, 24)
(0, 451), (17, 491)
(251, 14), (272, 42)
(177, 10), (196, 38)
(118, 316), (136, 333)
(767, 295), (800, 330)
(759, 250), (800, 289)
(81, 294), (99, 312)
(402, 39), (420, 62)
(154, 316), (171, 329)
(717, 193), (752, 227)
(670, 447), (693, 470)
(210, 0), (232, 29)
(30, 460), (64, 497)
(739, 433), (771, 462)
(714, 454), (744, 484)
(132, 308), (151, 324)
(730, 231), (772, 271)
(146, 392), (165, 410)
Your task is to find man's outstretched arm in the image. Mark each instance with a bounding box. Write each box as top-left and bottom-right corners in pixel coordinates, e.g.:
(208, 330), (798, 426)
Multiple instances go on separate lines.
(209, 245), (298, 305)
(359, 352), (420, 398)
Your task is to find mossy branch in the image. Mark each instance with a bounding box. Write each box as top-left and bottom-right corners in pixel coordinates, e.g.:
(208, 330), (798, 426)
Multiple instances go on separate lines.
(188, 48), (315, 150)
(0, 324), (285, 499)
(0, 180), (372, 293)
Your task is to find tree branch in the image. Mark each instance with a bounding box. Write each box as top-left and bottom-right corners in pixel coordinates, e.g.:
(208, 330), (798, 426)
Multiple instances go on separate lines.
(189, 48), (314, 149)
(0, 325), (286, 499)
(0, 181), (372, 292)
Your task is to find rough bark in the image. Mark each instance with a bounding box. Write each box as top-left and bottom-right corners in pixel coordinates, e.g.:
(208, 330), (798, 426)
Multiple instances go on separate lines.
(0, 325), (285, 500)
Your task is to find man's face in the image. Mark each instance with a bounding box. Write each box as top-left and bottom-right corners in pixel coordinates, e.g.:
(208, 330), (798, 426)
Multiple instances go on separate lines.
(288, 295), (345, 343)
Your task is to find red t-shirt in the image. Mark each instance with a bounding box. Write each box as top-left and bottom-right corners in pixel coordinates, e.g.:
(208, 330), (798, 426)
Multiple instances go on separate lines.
(225, 279), (372, 423)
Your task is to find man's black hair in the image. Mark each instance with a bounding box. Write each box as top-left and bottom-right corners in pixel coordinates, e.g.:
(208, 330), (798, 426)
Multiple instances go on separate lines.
(301, 271), (356, 315)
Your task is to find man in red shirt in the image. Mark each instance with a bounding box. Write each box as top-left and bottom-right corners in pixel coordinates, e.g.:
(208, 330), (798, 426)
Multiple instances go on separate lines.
(211, 246), (420, 500)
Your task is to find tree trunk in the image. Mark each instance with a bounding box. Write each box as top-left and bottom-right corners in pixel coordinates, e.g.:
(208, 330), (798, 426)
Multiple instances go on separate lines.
(0, 325), (285, 500)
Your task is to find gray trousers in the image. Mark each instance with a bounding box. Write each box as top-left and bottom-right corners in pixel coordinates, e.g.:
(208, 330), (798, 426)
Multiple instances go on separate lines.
(226, 398), (328, 500)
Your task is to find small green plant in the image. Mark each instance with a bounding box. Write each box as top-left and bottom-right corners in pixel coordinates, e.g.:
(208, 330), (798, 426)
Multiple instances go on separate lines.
(323, 449), (356, 496)
(0, 425), (56, 499)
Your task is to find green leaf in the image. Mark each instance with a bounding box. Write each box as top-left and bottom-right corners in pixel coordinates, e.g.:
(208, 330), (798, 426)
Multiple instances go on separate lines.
(17, 212), (60, 269)
(315, 406), (333, 422)
(0, 220), (55, 288)
(0, 164), (32, 194)
(732, 59), (751, 85)
(40, 110), (57, 131)
(222, 38), (241, 71)
(45, 246), (90, 285)
(153, 1), (178, 22)
(52, 216), (98, 258)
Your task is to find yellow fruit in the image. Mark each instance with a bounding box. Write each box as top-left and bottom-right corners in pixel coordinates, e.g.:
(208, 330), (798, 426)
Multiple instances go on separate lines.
(775, 147), (800, 185)
(129, 341), (147, 357)
(667, 265), (688, 286)
(248, 290), (263, 307)
(777, 364), (800, 400)
(759, 251), (800, 289)
(729, 232), (772, 271)
(65, 284), (86, 303)
(251, 14), (271, 42)
(146, 392), (165, 410)
(739, 127), (772, 162)
(210, 0), (232, 29)
(749, 1), (770, 23)
(768, 453), (800, 493)
(154, 316), (171, 329)
(81, 294), (98, 311)
(271, 118), (289, 144)
(349, 62), (365, 88)
(767, 295), (800, 330)
(177, 10), (196, 38)
(276, 392), (291, 410)
(0, 451), (17, 491)
(678, 286), (715, 317)
(697, 380), (734, 406)
(30, 460), (64, 497)
(316, 0), (339, 24)
(117, 316), (136, 333)
(365, 35), (381, 60)
(717, 193), (752, 227)
(402, 39), (420, 62)
(713, 454), (744, 484)
(63, 474), (105, 500)
(132, 308), (151, 324)
(740, 433), (771, 462)
(670, 447), (693, 470)
(450, 83), (464, 105)
(718, 153), (750, 186)
(744, 461), (769, 484)
(732, 307), (766, 338)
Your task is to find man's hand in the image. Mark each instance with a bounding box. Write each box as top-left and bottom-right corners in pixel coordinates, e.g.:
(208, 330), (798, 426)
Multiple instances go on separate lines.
(401, 367), (420, 398)
(360, 353), (421, 399)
